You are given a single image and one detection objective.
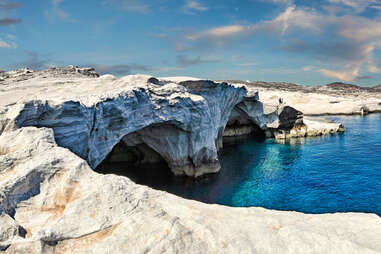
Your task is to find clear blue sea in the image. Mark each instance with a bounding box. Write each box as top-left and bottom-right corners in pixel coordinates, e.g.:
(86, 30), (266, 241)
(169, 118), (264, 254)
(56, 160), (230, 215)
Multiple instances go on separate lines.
(215, 114), (381, 215)
(99, 114), (381, 215)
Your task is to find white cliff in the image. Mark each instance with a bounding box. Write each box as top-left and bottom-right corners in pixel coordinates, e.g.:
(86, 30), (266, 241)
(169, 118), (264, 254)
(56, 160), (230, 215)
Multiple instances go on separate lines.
(1, 67), (373, 254)
(1, 127), (381, 253)
(0, 67), (338, 177)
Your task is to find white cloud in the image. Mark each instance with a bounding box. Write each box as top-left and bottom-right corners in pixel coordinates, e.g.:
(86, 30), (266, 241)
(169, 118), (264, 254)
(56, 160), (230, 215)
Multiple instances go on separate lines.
(317, 42), (379, 81)
(371, 5), (381, 10)
(183, 5), (381, 81)
(183, 0), (208, 14)
(316, 43), (378, 81)
(185, 7), (323, 42)
(47, 0), (76, 22)
(6, 34), (16, 40)
(368, 61), (379, 73)
(0, 35), (16, 48)
(274, 6), (295, 35)
(337, 17), (381, 42)
(0, 38), (10, 48)
(186, 25), (250, 40)
(302, 66), (316, 71)
(319, 67), (360, 81)
(327, 0), (381, 12)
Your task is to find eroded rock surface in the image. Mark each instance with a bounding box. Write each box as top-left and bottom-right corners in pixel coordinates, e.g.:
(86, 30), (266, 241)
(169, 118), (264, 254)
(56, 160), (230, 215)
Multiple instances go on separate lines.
(0, 214), (24, 251)
(0, 67), (338, 177)
(0, 67), (361, 253)
(224, 80), (381, 115)
(1, 127), (381, 253)
(0, 66), (99, 85)
(0, 71), (244, 176)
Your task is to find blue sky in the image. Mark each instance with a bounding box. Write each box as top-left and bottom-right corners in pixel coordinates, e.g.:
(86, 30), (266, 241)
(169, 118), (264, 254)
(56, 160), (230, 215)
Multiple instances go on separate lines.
(1, 0), (381, 86)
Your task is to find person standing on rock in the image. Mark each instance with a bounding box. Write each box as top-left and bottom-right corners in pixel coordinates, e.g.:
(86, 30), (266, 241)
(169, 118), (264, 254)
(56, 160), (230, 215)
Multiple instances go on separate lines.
(277, 97), (284, 110)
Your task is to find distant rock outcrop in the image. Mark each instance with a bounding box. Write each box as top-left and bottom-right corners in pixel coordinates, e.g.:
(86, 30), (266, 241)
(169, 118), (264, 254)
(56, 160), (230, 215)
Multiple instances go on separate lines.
(325, 82), (361, 90)
(223, 79), (381, 115)
(0, 66), (99, 85)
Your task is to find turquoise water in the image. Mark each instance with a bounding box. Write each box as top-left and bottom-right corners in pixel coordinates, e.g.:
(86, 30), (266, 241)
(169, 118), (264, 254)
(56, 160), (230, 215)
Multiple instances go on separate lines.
(216, 114), (381, 215)
(99, 114), (381, 215)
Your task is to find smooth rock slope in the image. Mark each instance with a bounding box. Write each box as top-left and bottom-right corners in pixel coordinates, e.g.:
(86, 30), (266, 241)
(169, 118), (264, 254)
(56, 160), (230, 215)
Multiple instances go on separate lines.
(1, 127), (381, 253)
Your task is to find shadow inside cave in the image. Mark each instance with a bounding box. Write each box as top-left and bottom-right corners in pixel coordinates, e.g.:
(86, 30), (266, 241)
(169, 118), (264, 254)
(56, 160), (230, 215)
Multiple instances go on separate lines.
(95, 132), (268, 205)
(95, 104), (271, 205)
(95, 131), (175, 189)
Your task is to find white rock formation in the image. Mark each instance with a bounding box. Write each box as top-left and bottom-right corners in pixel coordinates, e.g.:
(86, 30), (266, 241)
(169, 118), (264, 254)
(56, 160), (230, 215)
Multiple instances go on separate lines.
(0, 68), (337, 177)
(234, 81), (381, 116)
(1, 67), (368, 253)
(0, 214), (24, 251)
(1, 127), (381, 253)
(0, 74), (248, 177)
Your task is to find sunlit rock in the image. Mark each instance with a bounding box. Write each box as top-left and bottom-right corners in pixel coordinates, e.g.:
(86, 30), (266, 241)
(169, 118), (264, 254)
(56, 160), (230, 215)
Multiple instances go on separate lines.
(0, 68), (338, 177)
(0, 127), (380, 253)
(3, 67), (381, 253)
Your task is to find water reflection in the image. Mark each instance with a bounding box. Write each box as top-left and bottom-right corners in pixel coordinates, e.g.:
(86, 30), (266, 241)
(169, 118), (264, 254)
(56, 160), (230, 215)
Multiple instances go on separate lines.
(97, 115), (381, 215)
(97, 134), (303, 205)
(221, 137), (302, 207)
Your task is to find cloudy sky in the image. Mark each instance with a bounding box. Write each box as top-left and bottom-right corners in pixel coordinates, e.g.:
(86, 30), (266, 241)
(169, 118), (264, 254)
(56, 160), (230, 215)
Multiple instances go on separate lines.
(1, 0), (381, 85)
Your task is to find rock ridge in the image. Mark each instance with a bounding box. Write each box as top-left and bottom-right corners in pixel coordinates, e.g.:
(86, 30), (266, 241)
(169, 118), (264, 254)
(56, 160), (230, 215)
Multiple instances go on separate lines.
(1, 67), (379, 254)
(1, 77), (249, 177)
(0, 67), (342, 177)
(0, 127), (380, 253)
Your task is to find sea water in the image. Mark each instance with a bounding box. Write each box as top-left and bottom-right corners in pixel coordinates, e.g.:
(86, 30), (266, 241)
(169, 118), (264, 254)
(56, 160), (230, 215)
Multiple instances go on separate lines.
(100, 114), (381, 215)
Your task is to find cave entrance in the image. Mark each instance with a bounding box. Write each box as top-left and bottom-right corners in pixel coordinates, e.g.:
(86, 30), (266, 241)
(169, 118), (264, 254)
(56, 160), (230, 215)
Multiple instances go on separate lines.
(222, 105), (265, 145)
(95, 124), (176, 189)
(94, 114), (267, 204)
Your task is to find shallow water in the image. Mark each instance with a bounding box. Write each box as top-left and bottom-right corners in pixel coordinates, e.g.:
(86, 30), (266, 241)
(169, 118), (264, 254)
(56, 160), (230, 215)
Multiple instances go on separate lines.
(98, 114), (381, 215)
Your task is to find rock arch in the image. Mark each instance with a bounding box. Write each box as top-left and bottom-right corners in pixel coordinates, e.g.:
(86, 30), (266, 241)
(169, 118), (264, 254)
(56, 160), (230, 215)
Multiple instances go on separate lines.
(223, 104), (265, 139)
(96, 122), (186, 173)
(221, 100), (272, 147)
(95, 122), (220, 178)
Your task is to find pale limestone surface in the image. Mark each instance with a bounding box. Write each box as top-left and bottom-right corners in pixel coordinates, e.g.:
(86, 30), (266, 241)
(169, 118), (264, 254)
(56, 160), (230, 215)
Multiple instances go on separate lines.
(0, 71), (252, 177)
(1, 68), (371, 253)
(244, 86), (381, 115)
(0, 69), (328, 177)
(273, 117), (343, 139)
(0, 214), (23, 251)
(1, 127), (381, 254)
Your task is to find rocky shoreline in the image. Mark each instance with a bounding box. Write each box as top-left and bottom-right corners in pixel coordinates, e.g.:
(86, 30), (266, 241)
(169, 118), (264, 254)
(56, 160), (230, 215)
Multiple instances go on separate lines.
(0, 67), (344, 177)
(223, 80), (381, 116)
(1, 67), (380, 253)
